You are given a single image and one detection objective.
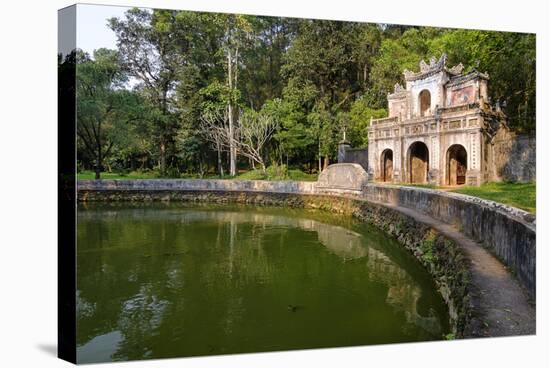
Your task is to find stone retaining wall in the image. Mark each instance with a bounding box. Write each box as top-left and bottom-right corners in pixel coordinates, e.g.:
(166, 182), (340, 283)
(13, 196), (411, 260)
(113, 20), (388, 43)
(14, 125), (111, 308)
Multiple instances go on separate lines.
(78, 178), (535, 300)
(77, 179), (317, 194)
(361, 184), (536, 298)
(493, 133), (536, 183)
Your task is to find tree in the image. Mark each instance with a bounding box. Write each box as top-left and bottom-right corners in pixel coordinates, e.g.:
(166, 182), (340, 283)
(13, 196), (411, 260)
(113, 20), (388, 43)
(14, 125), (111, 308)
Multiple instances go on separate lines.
(262, 97), (315, 167)
(280, 19), (367, 169)
(200, 108), (278, 174)
(109, 8), (183, 174)
(307, 103), (338, 172)
(105, 91), (153, 172)
(369, 28), (435, 107)
(199, 109), (228, 178)
(215, 14), (254, 176)
(352, 24), (383, 89)
(346, 98), (387, 148)
(236, 110), (279, 172)
(76, 48), (128, 179)
(239, 17), (298, 109)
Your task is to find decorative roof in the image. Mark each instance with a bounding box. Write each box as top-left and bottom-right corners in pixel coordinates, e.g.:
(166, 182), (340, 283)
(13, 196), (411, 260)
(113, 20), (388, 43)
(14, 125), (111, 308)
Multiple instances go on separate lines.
(447, 70), (490, 87)
(394, 82), (405, 92)
(403, 53), (465, 81)
(448, 63), (464, 75)
(388, 82), (407, 99)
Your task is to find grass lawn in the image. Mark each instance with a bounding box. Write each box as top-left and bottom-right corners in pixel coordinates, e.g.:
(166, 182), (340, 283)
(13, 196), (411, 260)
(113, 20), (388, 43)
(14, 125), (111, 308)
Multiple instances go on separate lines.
(451, 182), (536, 213)
(395, 181), (536, 213)
(77, 168), (319, 182)
(396, 183), (437, 189)
(235, 168), (318, 181)
(77, 171), (161, 180)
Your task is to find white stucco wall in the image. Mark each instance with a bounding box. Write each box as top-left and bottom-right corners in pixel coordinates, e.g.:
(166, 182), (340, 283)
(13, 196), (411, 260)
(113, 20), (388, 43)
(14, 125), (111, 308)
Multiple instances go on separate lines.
(406, 72), (448, 117)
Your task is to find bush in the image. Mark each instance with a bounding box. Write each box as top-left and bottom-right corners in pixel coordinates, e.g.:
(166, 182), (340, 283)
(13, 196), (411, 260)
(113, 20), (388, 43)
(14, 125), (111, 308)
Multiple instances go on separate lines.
(165, 167), (181, 178)
(267, 164), (289, 180)
(236, 165), (318, 182)
(235, 169), (267, 180)
(118, 168), (130, 177)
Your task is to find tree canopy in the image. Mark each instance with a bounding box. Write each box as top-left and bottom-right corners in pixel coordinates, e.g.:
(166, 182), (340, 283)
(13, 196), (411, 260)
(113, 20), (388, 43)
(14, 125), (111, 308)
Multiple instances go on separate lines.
(76, 8), (536, 178)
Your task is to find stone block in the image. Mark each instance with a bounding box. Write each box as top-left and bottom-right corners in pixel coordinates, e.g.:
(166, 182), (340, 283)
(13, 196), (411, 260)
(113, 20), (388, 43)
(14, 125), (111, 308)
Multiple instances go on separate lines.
(317, 163), (369, 191)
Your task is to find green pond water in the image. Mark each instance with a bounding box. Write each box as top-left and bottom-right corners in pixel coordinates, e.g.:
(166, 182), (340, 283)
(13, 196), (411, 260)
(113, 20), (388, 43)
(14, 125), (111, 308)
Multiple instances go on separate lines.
(76, 203), (449, 363)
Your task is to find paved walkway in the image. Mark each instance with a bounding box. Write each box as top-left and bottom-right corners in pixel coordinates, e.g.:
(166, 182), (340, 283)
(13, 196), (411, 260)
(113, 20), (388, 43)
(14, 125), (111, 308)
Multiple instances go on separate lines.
(381, 201), (536, 337)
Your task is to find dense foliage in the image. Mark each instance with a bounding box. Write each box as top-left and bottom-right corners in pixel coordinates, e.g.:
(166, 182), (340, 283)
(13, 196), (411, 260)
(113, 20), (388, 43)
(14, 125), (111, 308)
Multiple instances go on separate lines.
(74, 9), (536, 178)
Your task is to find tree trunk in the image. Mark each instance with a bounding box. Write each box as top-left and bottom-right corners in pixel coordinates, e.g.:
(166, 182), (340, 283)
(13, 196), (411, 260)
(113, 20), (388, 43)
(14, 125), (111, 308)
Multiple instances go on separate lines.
(217, 144), (224, 178)
(160, 141), (166, 175)
(95, 120), (103, 180)
(318, 141), (322, 173)
(198, 159), (204, 179)
(323, 155), (330, 170)
(227, 48), (237, 176)
(228, 103), (237, 176)
(95, 146), (102, 180)
(260, 161), (266, 174)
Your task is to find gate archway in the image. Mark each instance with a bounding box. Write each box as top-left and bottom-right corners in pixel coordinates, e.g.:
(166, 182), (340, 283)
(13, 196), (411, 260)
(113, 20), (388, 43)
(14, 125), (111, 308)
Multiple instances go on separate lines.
(446, 144), (467, 186)
(407, 142), (429, 184)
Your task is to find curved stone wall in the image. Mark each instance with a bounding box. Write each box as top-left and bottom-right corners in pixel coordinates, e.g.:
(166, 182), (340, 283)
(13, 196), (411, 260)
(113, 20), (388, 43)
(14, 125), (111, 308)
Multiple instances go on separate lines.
(78, 178), (536, 335)
(361, 184), (536, 298)
(78, 179), (535, 300)
(78, 179), (535, 298)
(77, 178), (317, 193)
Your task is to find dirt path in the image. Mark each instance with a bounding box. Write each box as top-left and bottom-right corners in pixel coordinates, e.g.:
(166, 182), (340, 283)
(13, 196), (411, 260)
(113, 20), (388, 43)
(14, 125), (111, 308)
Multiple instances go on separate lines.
(383, 202), (535, 337)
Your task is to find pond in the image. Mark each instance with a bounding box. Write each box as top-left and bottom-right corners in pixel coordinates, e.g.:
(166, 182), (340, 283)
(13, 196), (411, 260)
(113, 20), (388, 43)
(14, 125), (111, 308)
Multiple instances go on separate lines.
(76, 203), (450, 363)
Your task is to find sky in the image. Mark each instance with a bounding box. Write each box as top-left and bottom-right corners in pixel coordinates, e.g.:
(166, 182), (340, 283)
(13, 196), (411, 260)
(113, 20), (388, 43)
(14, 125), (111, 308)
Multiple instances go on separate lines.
(77, 3), (131, 55)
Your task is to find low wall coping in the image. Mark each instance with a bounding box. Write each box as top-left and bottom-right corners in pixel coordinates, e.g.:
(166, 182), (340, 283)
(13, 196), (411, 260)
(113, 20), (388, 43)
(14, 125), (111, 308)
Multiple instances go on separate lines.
(78, 179), (535, 229)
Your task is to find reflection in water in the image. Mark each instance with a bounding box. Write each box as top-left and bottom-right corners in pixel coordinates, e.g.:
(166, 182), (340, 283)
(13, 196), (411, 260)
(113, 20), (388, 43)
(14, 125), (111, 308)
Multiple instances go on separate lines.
(77, 204), (449, 363)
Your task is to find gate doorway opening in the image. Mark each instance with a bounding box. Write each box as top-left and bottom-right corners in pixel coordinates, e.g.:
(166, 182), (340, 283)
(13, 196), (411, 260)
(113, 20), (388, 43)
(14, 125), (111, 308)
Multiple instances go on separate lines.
(447, 144), (467, 186)
(408, 142), (429, 184)
(381, 149), (393, 182)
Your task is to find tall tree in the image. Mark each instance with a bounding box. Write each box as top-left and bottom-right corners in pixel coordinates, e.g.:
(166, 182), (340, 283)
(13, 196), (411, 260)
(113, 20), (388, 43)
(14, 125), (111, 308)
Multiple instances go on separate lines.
(109, 8), (183, 174)
(281, 19), (364, 168)
(240, 17), (298, 109)
(76, 49), (128, 179)
(216, 14), (253, 176)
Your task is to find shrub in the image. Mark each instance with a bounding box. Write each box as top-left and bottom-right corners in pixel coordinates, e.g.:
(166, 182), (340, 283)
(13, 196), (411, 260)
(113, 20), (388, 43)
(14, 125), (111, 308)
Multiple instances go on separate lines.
(165, 167), (181, 178)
